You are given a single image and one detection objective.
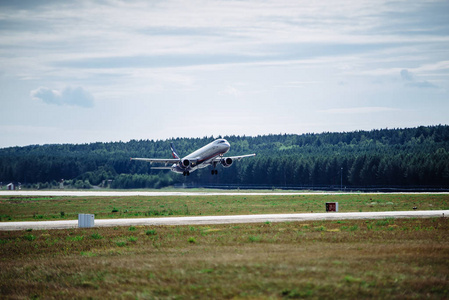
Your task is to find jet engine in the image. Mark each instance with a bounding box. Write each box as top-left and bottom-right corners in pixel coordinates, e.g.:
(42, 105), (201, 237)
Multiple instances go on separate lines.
(221, 157), (233, 168)
(182, 159), (190, 168)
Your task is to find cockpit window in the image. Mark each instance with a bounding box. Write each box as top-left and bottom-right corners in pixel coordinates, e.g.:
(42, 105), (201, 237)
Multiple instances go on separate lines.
(217, 139), (226, 144)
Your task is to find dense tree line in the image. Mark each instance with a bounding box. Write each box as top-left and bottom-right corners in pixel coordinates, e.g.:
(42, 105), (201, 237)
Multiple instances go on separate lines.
(0, 125), (448, 189)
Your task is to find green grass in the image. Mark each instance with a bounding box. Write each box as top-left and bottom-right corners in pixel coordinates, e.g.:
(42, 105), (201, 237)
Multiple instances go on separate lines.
(66, 235), (84, 242)
(90, 233), (103, 240)
(115, 241), (126, 247)
(0, 218), (448, 299)
(128, 236), (138, 242)
(23, 234), (36, 241)
(0, 194), (448, 222)
(145, 229), (156, 236)
(248, 235), (262, 242)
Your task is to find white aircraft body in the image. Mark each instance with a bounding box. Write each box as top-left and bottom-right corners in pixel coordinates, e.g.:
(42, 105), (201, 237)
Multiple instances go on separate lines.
(131, 139), (256, 176)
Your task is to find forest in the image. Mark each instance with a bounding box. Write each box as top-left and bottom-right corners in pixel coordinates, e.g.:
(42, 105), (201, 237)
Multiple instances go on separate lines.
(0, 125), (448, 190)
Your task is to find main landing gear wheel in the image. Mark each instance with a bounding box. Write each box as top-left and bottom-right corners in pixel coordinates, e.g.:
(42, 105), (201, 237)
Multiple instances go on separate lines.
(211, 170), (218, 175)
(183, 171), (190, 176)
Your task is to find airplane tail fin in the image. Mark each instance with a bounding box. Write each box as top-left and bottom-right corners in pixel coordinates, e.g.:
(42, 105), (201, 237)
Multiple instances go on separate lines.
(170, 143), (181, 159)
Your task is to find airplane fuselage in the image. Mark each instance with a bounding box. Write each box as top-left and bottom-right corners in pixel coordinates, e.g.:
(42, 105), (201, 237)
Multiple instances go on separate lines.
(171, 139), (230, 174)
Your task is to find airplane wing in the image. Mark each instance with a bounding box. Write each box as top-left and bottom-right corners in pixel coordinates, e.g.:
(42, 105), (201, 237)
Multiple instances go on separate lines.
(212, 153), (256, 162)
(150, 166), (173, 170)
(130, 158), (179, 164)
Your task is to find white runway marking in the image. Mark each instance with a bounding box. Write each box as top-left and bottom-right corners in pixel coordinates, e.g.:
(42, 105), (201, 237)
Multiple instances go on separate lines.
(1, 210), (447, 231)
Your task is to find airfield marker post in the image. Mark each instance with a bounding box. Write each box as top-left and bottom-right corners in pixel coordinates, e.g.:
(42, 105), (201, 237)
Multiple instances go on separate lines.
(326, 202), (338, 212)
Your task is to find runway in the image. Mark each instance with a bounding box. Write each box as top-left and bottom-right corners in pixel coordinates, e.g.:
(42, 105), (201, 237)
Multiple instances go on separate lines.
(1, 210), (447, 231)
(0, 190), (330, 197)
(1, 191), (448, 197)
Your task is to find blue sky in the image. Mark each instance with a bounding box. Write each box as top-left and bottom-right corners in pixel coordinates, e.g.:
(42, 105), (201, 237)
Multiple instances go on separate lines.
(1, 0), (448, 148)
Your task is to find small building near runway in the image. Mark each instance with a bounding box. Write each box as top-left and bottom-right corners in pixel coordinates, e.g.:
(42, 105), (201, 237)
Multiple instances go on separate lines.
(6, 182), (21, 190)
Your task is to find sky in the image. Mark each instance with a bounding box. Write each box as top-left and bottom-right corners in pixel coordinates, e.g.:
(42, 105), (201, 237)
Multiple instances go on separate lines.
(1, 0), (448, 148)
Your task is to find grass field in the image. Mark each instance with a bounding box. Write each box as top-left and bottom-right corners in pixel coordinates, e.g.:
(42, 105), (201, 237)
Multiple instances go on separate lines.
(1, 193), (448, 298)
(1, 217), (448, 299)
(1, 193), (448, 222)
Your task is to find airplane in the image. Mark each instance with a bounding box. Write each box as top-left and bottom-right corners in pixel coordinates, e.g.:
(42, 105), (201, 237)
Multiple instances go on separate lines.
(131, 138), (256, 176)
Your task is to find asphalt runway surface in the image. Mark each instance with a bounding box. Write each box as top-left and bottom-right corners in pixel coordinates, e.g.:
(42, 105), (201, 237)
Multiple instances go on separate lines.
(1, 191), (448, 197)
(1, 210), (447, 231)
(1, 191), (333, 197)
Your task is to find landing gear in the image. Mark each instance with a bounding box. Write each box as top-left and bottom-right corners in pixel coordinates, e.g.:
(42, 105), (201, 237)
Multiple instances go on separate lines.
(211, 169), (218, 175)
(183, 171), (190, 176)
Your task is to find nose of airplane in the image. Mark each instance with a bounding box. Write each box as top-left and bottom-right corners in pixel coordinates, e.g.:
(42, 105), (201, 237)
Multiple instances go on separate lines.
(224, 140), (230, 148)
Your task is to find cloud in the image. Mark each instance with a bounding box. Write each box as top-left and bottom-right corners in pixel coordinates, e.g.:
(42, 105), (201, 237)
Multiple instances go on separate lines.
(321, 107), (399, 114)
(400, 69), (438, 89)
(400, 69), (414, 81)
(219, 86), (241, 97)
(30, 86), (94, 107)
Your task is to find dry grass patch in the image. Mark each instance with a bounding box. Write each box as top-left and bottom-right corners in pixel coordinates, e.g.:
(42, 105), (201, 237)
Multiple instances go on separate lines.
(1, 217), (448, 298)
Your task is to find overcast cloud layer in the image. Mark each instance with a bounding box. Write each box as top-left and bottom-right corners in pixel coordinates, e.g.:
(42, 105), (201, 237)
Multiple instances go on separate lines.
(0, 0), (448, 147)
